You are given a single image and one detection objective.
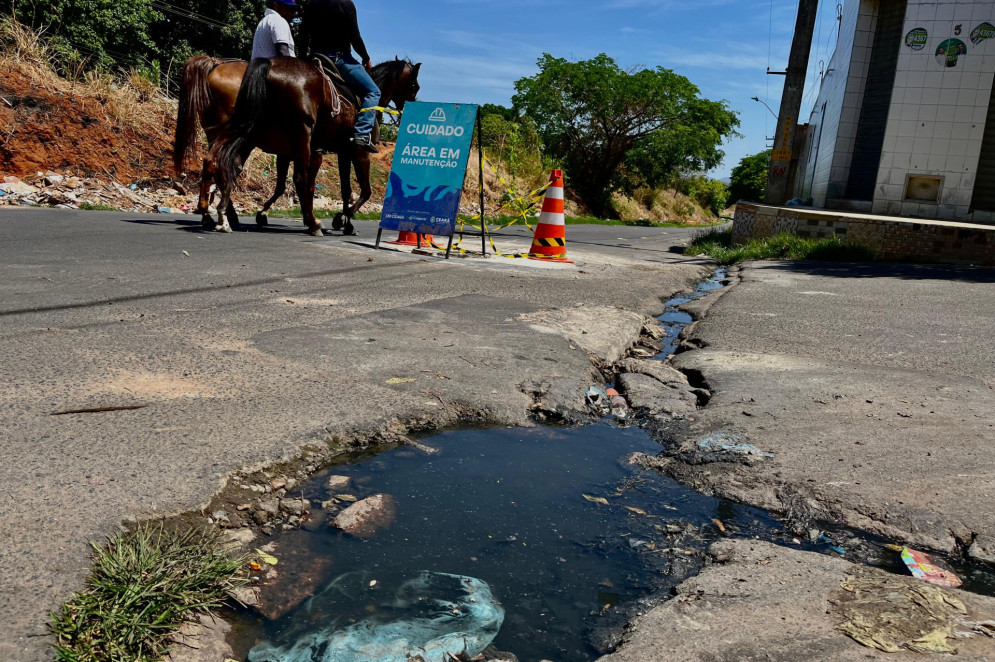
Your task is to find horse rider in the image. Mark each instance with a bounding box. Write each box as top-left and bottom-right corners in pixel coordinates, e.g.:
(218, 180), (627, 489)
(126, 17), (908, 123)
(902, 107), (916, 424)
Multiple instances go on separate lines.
(251, 0), (297, 60)
(300, 0), (381, 153)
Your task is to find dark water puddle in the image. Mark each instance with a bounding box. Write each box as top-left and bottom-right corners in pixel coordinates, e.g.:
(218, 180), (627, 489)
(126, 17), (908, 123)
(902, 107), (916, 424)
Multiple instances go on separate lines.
(226, 269), (995, 661)
(229, 424), (793, 661)
(656, 267), (727, 359)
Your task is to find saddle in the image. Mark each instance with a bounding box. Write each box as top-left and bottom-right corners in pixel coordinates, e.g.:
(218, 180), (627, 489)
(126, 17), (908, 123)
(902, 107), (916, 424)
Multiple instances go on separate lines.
(311, 53), (360, 116)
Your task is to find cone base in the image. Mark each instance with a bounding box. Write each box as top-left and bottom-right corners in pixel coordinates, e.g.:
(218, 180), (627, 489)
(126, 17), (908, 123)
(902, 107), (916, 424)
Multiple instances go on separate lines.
(388, 232), (435, 247)
(528, 254), (573, 263)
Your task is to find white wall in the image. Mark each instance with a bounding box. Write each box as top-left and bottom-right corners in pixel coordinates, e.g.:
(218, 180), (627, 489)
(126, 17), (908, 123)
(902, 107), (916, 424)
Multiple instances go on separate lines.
(873, 0), (995, 220)
(799, 0), (880, 206)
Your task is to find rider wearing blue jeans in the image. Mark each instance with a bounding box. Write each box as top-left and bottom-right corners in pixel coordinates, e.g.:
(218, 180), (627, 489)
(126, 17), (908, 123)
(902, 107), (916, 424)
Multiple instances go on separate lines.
(301, 0), (381, 153)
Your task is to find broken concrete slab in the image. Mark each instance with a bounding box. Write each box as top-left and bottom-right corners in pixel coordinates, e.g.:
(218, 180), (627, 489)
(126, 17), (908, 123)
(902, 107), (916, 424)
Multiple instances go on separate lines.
(598, 540), (995, 662)
(165, 613), (235, 662)
(519, 306), (647, 367)
(616, 358), (690, 386)
(617, 373), (697, 417)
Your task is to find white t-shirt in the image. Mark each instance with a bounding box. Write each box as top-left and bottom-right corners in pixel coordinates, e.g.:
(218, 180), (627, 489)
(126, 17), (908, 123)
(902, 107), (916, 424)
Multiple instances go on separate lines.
(251, 9), (296, 59)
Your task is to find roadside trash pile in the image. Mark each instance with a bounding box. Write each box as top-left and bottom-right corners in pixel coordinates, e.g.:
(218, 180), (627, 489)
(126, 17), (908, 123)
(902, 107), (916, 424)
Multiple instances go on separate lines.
(247, 571), (504, 662)
(0, 171), (386, 217)
(586, 386), (630, 421)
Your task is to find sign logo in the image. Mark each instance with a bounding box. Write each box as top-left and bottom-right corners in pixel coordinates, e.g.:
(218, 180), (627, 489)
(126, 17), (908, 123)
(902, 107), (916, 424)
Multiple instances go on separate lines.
(935, 38), (967, 68)
(380, 102), (478, 237)
(971, 22), (995, 46)
(905, 27), (928, 51)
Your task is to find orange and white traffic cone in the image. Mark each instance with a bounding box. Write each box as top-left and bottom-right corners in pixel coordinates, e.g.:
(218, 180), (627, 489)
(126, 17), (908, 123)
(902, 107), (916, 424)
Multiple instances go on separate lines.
(389, 231), (435, 247)
(528, 169), (572, 263)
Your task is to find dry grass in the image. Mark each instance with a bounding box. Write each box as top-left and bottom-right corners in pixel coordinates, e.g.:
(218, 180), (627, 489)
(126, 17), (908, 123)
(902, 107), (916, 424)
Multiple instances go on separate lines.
(0, 17), (174, 140)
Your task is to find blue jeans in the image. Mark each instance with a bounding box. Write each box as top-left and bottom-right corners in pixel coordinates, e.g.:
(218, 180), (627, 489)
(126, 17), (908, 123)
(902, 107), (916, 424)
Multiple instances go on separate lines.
(327, 53), (381, 137)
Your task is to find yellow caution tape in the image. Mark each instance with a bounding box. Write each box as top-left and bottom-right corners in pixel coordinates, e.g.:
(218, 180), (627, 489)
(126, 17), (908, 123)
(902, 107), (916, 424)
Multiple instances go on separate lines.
(360, 106), (401, 116)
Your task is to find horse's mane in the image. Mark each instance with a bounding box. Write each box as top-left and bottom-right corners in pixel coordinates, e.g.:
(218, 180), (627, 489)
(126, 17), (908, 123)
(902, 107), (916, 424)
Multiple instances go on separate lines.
(371, 58), (415, 87)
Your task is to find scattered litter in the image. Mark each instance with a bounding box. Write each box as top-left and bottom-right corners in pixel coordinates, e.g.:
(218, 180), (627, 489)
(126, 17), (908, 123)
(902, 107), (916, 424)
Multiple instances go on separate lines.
(582, 494), (610, 506)
(697, 431), (773, 458)
(386, 378), (417, 385)
(900, 547), (962, 588)
(625, 506), (649, 516)
(586, 386), (608, 414)
(182, 250), (190, 257)
(606, 388), (629, 420)
(247, 571), (504, 662)
(255, 549), (279, 566)
(835, 568), (968, 654)
(711, 518), (726, 534)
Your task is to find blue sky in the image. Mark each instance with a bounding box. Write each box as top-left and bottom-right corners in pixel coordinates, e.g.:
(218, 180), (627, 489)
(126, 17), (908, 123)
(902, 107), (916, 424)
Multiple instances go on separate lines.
(352, 0), (847, 179)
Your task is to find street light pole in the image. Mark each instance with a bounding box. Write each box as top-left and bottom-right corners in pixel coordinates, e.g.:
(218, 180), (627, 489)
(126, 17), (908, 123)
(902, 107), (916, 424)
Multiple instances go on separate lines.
(765, 0), (819, 206)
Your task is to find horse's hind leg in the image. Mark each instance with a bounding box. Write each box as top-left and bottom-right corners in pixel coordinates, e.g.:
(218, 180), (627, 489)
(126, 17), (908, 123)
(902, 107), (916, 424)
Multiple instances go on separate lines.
(215, 145), (252, 233)
(257, 155), (291, 227)
(197, 158), (216, 230)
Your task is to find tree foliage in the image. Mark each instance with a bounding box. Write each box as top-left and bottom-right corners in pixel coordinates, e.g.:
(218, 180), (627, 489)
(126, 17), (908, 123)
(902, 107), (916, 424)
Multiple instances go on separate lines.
(4, 0), (268, 89)
(512, 53), (740, 217)
(728, 150), (770, 203)
(681, 177), (729, 216)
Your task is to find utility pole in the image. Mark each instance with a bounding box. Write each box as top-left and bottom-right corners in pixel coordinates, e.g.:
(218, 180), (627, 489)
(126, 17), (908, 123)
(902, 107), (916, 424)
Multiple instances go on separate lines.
(765, 0), (819, 206)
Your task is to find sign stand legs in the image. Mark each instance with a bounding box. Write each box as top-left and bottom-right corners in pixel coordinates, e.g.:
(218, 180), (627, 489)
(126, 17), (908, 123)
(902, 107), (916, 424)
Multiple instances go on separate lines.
(445, 234), (454, 259)
(375, 228), (383, 251)
(477, 110), (486, 257)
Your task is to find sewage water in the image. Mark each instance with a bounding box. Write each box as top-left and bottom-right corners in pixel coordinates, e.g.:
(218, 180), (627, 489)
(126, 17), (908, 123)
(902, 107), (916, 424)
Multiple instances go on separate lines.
(230, 424), (795, 662)
(229, 270), (995, 661)
(656, 267), (726, 358)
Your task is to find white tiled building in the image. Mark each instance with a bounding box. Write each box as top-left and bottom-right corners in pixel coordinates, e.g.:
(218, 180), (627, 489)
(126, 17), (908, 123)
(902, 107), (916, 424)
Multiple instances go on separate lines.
(795, 0), (995, 223)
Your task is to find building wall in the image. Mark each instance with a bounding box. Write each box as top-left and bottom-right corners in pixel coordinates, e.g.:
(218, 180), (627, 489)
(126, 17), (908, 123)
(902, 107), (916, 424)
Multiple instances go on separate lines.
(872, 0), (995, 221)
(799, 0), (881, 207)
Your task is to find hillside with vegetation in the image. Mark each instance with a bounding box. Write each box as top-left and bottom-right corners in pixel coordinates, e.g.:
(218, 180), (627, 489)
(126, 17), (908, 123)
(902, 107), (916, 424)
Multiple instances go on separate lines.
(0, 8), (736, 224)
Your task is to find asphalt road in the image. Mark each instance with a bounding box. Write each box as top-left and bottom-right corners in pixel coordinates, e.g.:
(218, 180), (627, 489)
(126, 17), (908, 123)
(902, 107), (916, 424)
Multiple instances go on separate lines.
(0, 207), (713, 662)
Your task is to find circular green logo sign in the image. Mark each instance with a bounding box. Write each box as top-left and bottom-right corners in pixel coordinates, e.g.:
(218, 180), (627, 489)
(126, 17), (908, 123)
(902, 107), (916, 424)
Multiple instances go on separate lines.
(935, 38), (967, 67)
(971, 22), (995, 46)
(906, 27), (928, 50)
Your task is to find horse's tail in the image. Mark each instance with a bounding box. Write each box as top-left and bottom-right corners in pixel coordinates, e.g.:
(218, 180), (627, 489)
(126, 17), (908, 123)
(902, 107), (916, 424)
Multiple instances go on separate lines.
(173, 55), (217, 176)
(214, 58), (272, 190)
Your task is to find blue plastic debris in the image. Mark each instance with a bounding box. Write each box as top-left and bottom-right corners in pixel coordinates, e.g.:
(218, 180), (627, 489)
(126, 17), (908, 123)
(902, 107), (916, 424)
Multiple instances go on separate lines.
(697, 432), (773, 458)
(247, 571), (505, 662)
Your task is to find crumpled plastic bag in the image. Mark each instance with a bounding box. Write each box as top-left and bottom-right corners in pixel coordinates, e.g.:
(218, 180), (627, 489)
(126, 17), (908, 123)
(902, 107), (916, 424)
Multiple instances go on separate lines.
(248, 571), (504, 662)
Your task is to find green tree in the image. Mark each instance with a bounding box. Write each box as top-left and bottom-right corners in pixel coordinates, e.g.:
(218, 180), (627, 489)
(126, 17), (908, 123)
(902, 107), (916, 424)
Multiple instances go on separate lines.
(512, 53), (740, 218)
(728, 150), (771, 203)
(681, 177), (729, 216)
(7, 0), (161, 70)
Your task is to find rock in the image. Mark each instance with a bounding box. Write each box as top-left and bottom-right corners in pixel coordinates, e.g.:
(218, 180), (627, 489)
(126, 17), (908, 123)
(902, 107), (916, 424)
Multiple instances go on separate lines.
(332, 494), (397, 538)
(284, 477), (298, 492)
(221, 528), (257, 550)
(230, 586), (262, 607)
(617, 358), (689, 386)
(211, 510), (229, 524)
(253, 531), (336, 621)
(280, 498), (310, 517)
(271, 478), (287, 491)
(166, 613), (234, 662)
(173, 181), (187, 194)
(43, 173), (64, 186)
(64, 177), (80, 189)
(326, 475), (351, 491)
(617, 373), (697, 416)
(968, 535), (995, 565)
(254, 499), (280, 524)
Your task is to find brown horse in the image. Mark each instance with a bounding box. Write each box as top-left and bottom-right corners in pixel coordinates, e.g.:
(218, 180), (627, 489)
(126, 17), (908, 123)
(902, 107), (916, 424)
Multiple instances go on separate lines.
(173, 55), (420, 233)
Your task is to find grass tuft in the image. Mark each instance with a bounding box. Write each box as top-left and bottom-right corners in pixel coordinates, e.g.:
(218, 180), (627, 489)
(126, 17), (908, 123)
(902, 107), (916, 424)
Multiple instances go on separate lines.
(686, 229), (876, 265)
(50, 524), (248, 662)
(78, 202), (121, 212)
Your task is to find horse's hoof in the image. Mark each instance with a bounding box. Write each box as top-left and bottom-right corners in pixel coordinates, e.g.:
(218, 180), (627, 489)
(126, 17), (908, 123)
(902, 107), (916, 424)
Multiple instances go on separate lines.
(309, 226), (324, 237)
(344, 222), (357, 236)
(201, 216), (214, 229)
(255, 212), (269, 227)
(331, 213), (345, 231)
(216, 223), (233, 234)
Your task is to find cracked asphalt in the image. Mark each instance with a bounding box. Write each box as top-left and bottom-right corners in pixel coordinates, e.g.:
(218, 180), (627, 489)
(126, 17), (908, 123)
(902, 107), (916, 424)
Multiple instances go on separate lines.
(0, 208), (712, 661)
